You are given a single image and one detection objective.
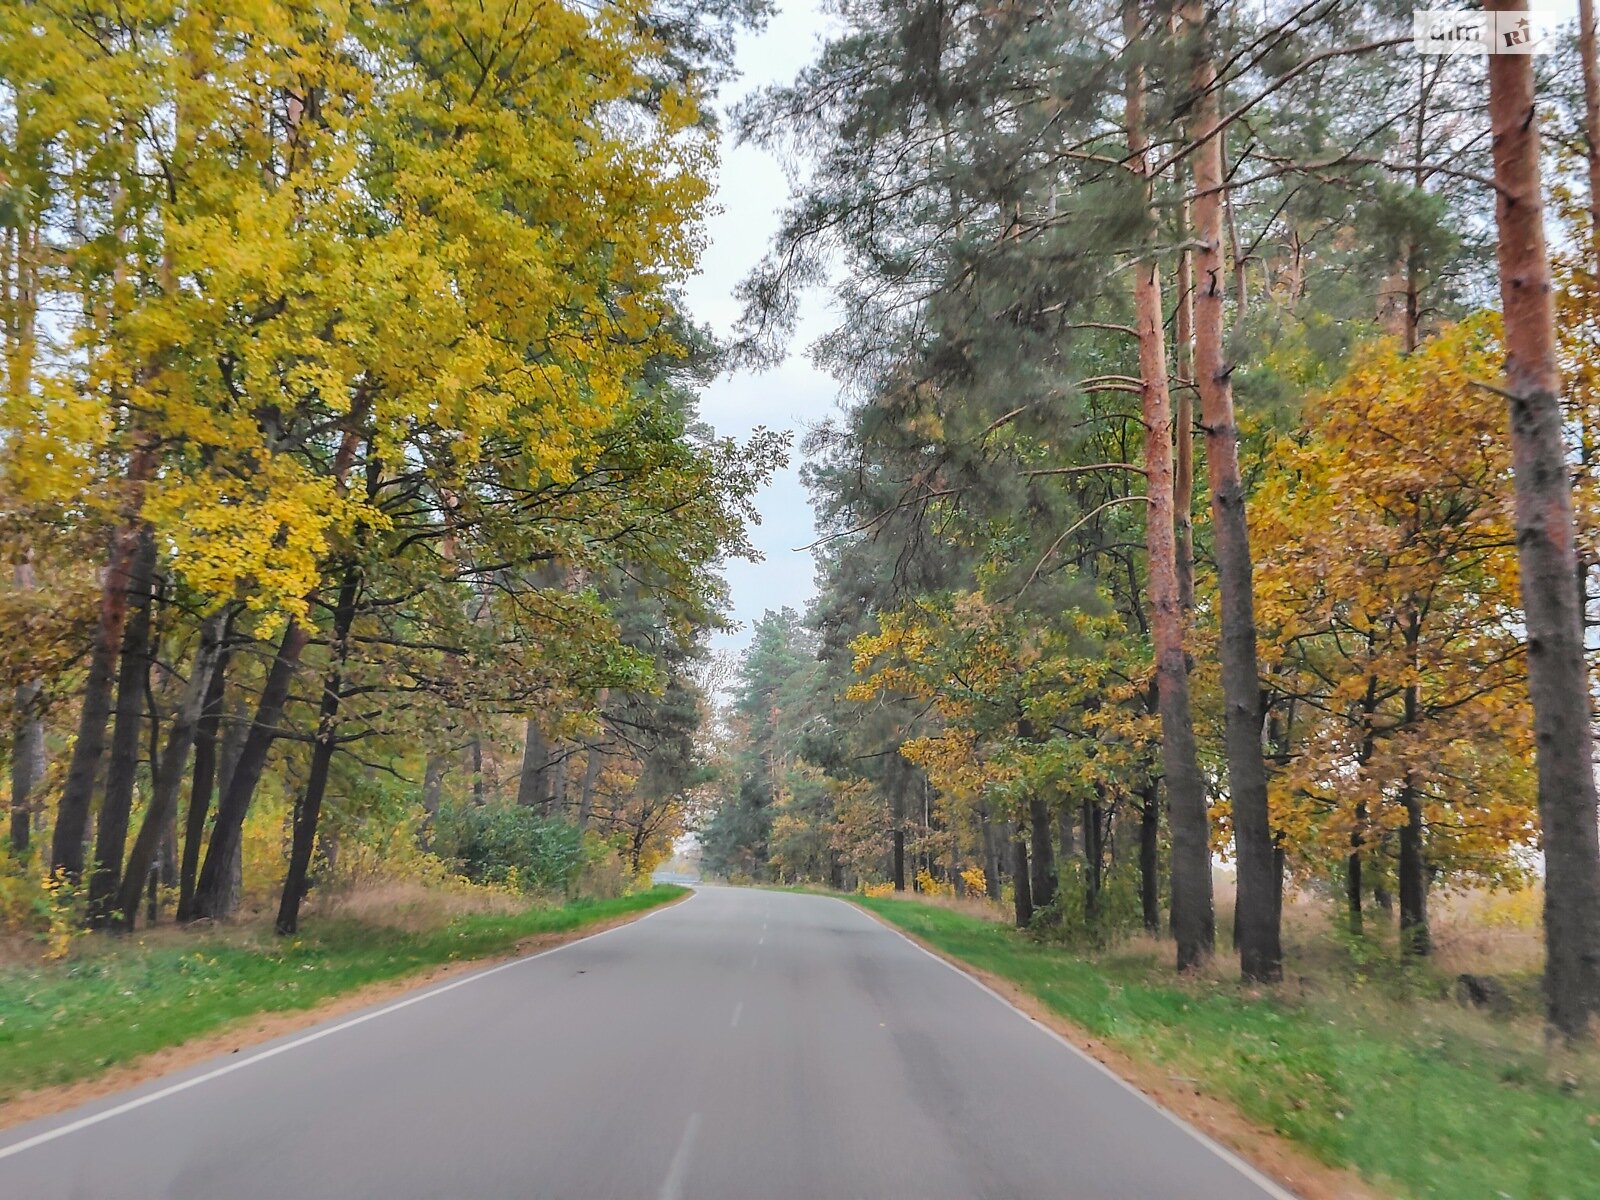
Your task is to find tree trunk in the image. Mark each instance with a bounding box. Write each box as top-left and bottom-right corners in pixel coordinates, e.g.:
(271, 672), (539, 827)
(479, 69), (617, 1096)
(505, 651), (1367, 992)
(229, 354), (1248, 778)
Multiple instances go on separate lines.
(1398, 788), (1428, 956)
(88, 528), (157, 925)
(1581, 0), (1600, 270)
(1398, 616), (1429, 955)
(191, 620), (309, 920)
(1488, 0), (1600, 1040)
(1051, 810), (1071, 866)
(52, 471), (155, 883)
(178, 636), (229, 920)
(118, 614), (225, 928)
(577, 745), (603, 832)
(469, 737), (485, 804)
(1131, 2), (1213, 970)
(550, 744), (569, 817)
(1175, 224), (1197, 614)
(277, 567), (360, 936)
(979, 803), (1002, 900)
(10, 673), (42, 856)
(1027, 793), (1057, 911)
(1011, 835), (1032, 928)
(1083, 795), (1104, 927)
(1182, 0), (1278, 982)
(516, 717), (550, 809)
(1347, 820), (1364, 936)
(10, 556), (44, 854)
(891, 763), (906, 891)
(422, 755), (445, 816)
(1139, 781), (1161, 935)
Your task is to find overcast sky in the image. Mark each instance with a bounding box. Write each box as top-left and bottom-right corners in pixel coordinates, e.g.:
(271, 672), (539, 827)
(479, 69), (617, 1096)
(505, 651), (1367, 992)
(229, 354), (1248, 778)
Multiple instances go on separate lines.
(685, 0), (1582, 663)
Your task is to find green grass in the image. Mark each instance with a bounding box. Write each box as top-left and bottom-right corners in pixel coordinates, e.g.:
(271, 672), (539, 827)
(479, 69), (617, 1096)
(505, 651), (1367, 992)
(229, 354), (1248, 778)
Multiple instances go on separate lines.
(0, 885), (685, 1102)
(855, 894), (1599, 1200)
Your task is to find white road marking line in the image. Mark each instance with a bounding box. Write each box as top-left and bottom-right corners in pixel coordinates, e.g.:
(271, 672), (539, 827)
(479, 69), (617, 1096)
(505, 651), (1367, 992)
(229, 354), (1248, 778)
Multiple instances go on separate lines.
(731, 1001), (743, 1028)
(657, 1112), (701, 1200)
(830, 896), (1303, 1200)
(758, 933), (765, 946)
(0, 891), (700, 1163)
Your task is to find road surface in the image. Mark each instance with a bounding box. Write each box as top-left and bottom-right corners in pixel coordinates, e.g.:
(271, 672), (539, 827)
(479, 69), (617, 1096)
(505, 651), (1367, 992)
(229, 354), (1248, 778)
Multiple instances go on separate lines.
(0, 886), (1293, 1199)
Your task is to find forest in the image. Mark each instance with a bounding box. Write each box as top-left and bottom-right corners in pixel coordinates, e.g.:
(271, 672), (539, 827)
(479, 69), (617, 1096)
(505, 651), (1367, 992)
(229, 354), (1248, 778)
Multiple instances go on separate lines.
(0, 0), (780, 957)
(696, 0), (1600, 1047)
(3, 0), (1600, 1194)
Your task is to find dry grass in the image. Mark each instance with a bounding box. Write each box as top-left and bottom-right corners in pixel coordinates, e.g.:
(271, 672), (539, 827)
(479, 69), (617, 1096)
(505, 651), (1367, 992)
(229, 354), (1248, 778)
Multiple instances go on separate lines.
(904, 888), (1012, 923)
(303, 877), (523, 932)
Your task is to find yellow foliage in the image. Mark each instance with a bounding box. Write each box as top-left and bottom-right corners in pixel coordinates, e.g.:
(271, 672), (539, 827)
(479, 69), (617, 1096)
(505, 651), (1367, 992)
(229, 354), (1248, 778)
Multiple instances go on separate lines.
(1251, 317), (1536, 886)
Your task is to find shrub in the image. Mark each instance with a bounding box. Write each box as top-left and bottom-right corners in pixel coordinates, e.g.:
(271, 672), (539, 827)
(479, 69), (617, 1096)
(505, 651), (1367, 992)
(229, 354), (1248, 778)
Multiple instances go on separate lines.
(431, 804), (584, 895)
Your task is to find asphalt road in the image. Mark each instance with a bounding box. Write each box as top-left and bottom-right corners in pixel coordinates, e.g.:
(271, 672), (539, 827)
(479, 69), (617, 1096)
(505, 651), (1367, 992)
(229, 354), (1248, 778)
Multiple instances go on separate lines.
(0, 886), (1294, 1199)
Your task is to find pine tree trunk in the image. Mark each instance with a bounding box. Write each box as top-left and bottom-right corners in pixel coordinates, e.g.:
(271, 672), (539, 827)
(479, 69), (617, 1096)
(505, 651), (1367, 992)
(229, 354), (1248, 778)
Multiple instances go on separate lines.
(1182, 0), (1279, 982)
(88, 528), (157, 925)
(1011, 835), (1032, 928)
(177, 635), (228, 921)
(1487, 4), (1600, 1039)
(191, 620), (309, 920)
(118, 615), (225, 928)
(1131, 0), (1212, 969)
(277, 567), (360, 936)
(1174, 240), (1197, 614)
(1581, 0), (1600, 268)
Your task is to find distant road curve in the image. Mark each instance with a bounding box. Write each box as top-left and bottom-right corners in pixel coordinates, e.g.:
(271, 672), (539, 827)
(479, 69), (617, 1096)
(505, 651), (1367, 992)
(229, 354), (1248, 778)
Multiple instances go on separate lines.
(0, 885), (1294, 1199)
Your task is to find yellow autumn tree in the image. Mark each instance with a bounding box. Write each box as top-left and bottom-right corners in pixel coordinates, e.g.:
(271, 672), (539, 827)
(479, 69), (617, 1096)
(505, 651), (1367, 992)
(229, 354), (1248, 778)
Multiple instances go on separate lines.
(1253, 317), (1535, 954)
(1, 0), (715, 892)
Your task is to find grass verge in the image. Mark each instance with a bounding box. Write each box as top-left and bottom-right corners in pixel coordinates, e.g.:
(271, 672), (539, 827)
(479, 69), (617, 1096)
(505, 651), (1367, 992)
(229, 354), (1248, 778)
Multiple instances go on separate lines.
(0, 884), (685, 1104)
(854, 893), (1598, 1200)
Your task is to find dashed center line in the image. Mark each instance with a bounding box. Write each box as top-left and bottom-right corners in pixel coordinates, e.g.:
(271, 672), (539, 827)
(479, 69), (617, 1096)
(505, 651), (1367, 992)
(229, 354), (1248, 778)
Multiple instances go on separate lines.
(657, 1112), (701, 1200)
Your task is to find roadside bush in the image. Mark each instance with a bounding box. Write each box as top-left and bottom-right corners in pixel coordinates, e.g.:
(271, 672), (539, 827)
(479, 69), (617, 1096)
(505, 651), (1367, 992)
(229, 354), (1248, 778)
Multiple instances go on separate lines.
(431, 803), (584, 894)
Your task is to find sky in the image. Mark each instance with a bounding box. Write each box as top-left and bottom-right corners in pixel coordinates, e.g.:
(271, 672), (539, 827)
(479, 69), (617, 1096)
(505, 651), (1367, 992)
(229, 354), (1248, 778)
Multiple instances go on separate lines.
(681, 0), (838, 663)
(684, 0), (1583, 664)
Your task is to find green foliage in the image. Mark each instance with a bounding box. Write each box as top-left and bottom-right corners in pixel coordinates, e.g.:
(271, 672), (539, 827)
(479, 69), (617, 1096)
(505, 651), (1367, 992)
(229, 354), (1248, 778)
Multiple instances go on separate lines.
(1029, 858), (1144, 947)
(431, 805), (585, 894)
